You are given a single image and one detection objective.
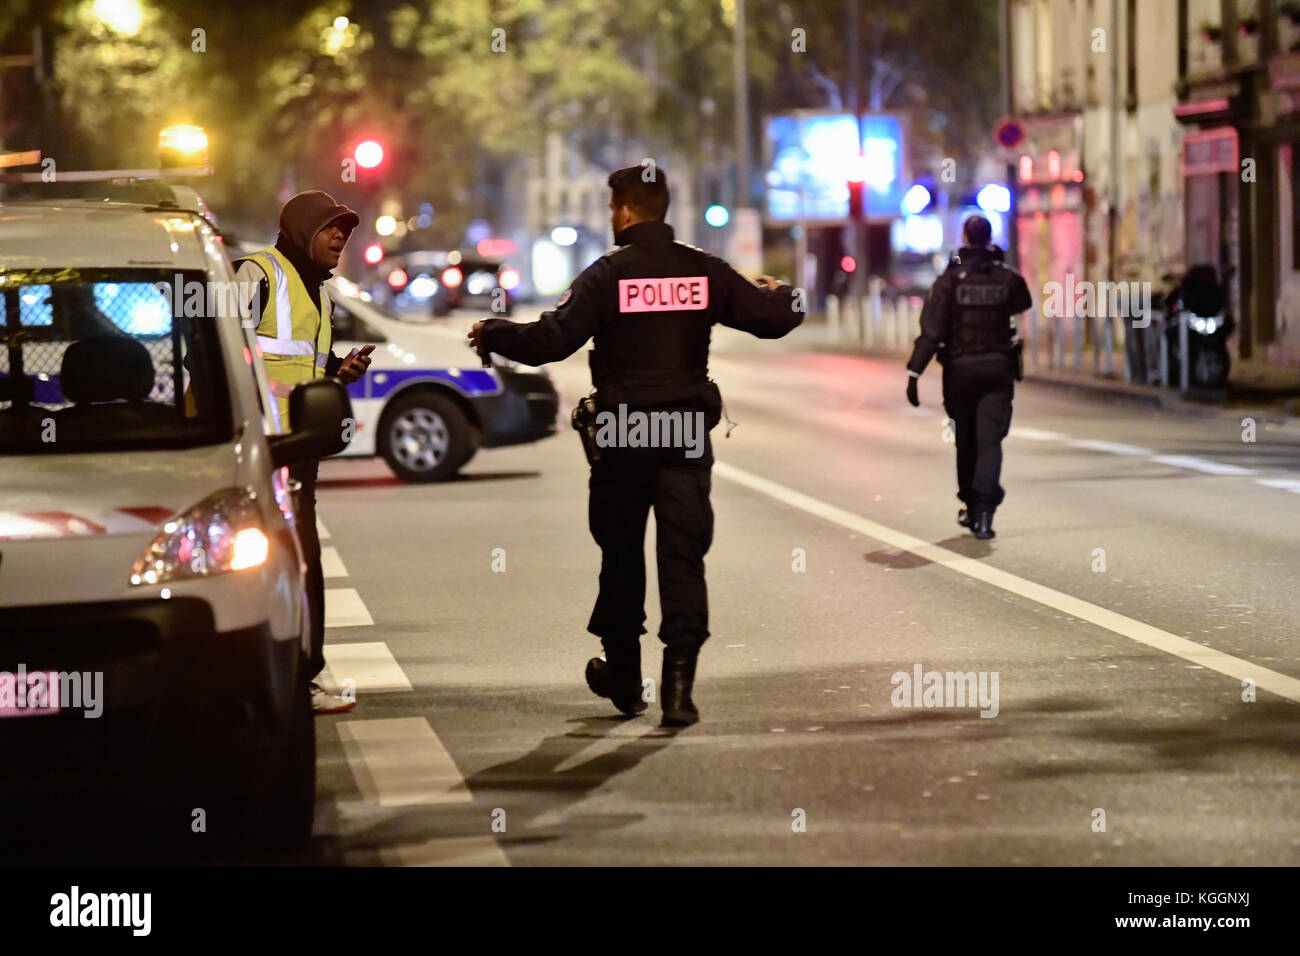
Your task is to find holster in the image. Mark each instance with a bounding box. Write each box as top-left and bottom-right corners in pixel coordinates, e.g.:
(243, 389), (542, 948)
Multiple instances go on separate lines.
(572, 394), (601, 464)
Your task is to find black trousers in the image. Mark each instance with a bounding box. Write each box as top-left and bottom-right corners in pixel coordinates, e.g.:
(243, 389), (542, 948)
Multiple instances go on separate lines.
(586, 430), (714, 652)
(942, 353), (1015, 515)
(289, 461), (326, 680)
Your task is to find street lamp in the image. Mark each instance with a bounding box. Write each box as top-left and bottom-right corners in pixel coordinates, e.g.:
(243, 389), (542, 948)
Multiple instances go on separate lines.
(158, 124), (208, 167)
(92, 0), (144, 36)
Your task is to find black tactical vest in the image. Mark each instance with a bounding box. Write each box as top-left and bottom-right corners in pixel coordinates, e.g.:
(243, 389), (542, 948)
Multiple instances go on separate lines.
(590, 234), (713, 392)
(950, 257), (1014, 353)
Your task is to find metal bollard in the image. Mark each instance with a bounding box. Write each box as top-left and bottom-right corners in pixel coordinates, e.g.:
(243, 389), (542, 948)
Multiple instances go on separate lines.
(1178, 311), (1190, 393)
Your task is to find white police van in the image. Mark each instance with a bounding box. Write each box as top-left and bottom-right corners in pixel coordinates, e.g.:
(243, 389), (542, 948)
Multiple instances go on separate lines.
(0, 198), (349, 852)
(324, 276), (558, 481)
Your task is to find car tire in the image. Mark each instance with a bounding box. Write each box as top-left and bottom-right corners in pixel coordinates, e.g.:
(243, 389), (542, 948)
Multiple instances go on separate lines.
(379, 391), (471, 482)
(243, 666), (315, 855)
(432, 298), (452, 317)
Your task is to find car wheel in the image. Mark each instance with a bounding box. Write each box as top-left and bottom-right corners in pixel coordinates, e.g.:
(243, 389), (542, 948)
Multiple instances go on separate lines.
(432, 298), (451, 317)
(379, 391), (471, 482)
(244, 665), (315, 854)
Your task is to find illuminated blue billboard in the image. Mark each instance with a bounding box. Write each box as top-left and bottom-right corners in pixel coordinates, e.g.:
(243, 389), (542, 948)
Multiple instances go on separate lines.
(763, 111), (906, 223)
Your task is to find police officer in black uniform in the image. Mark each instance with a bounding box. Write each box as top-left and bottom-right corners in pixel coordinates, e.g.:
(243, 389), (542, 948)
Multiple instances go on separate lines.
(469, 165), (803, 726)
(906, 214), (1032, 540)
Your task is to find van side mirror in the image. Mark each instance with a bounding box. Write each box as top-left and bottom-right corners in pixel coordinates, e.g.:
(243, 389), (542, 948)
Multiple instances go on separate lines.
(268, 378), (353, 469)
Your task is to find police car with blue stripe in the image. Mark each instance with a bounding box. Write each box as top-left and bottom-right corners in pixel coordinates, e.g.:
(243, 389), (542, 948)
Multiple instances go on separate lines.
(324, 275), (559, 481)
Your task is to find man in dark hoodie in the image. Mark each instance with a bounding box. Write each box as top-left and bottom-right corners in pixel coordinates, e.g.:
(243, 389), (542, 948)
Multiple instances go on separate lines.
(234, 189), (372, 714)
(905, 214), (1032, 540)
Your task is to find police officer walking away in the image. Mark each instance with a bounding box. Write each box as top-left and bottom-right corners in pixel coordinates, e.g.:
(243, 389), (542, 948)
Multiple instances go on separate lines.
(469, 165), (803, 726)
(905, 214), (1032, 540)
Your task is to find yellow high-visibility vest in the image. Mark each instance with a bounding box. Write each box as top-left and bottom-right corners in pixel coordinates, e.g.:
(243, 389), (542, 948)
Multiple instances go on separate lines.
(245, 247), (332, 429)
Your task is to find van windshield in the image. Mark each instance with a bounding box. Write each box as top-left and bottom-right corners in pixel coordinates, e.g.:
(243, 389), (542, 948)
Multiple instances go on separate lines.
(0, 268), (232, 454)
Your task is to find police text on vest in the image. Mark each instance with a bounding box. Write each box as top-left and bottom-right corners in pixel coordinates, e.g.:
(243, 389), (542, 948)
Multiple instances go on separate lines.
(618, 277), (709, 312)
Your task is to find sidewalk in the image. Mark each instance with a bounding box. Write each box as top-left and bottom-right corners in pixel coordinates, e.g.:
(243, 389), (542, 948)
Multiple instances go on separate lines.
(790, 317), (1300, 426)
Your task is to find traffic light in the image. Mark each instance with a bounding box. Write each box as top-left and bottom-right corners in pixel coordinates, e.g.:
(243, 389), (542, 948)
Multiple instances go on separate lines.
(354, 140), (384, 169)
(846, 181), (864, 222)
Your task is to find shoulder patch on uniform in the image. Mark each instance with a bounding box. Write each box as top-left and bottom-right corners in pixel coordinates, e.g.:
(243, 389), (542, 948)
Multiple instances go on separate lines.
(556, 287), (573, 307)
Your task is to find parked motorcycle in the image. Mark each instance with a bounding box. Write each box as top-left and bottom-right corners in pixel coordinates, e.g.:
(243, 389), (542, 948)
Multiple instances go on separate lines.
(1163, 264), (1235, 391)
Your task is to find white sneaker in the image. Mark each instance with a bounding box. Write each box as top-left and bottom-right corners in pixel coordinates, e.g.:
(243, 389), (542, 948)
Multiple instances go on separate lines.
(310, 682), (356, 715)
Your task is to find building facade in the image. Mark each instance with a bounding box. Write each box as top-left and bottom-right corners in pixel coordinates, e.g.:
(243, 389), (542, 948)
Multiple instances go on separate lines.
(1176, 0), (1300, 368)
(1011, 0), (1300, 374)
(1009, 0), (1186, 372)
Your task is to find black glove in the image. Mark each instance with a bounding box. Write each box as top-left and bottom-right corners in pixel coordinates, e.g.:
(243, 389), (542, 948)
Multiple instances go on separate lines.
(906, 375), (920, 407)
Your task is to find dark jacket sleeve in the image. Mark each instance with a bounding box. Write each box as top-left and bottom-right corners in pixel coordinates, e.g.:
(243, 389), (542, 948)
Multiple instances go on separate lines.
(713, 259), (805, 338)
(907, 269), (955, 375)
(1008, 272), (1033, 315)
(478, 261), (606, 366)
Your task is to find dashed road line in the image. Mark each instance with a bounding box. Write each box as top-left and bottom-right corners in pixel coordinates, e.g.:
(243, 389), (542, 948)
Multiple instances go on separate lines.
(324, 587), (375, 628)
(1149, 454), (1256, 476)
(321, 641), (414, 693)
(315, 512), (507, 864)
(715, 460), (1300, 705)
(1066, 438), (1153, 456)
(1010, 427), (1291, 486)
(1255, 477), (1300, 494)
(320, 545), (349, 579)
(336, 717), (475, 807)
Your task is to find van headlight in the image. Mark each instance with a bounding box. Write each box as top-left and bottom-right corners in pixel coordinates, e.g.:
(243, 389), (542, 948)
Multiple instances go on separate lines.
(130, 487), (269, 585)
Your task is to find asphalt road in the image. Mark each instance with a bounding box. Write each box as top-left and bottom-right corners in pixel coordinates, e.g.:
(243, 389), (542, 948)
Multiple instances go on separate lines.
(281, 304), (1300, 866)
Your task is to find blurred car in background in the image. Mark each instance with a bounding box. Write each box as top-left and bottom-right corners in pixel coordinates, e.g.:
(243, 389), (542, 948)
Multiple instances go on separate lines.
(430, 251), (519, 318)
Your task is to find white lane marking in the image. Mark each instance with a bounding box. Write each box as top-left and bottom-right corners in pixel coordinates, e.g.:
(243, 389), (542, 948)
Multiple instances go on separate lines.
(320, 545), (349, 579)
(322, 642), (414, 693)
(325, 587), (374, 628)
(316, 517), (330, 540)
(1067, 439), (1154, 456)
(1010, 427), (1068, 442)
(336, 718), (474, 807)
(390, 836), (510, 867)
(1255, 478), (1300, 494)
(715, 461), (1300, 705)
(1011, 428), (1283, 483)
(1150, 454), (1257, 476)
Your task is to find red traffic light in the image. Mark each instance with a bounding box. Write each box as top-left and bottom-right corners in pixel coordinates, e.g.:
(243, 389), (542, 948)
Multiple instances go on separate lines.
(363, 243), (384, 265)
(847, 179), (865, 222)
(355, 140), (384, 169)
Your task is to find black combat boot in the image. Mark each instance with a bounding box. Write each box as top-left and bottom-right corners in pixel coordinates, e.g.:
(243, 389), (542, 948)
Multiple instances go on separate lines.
(585, 638), (646, 716)
(957, 507), (972, 528)
(660, 645), (700, 727)
(972, 510), (996, 540)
